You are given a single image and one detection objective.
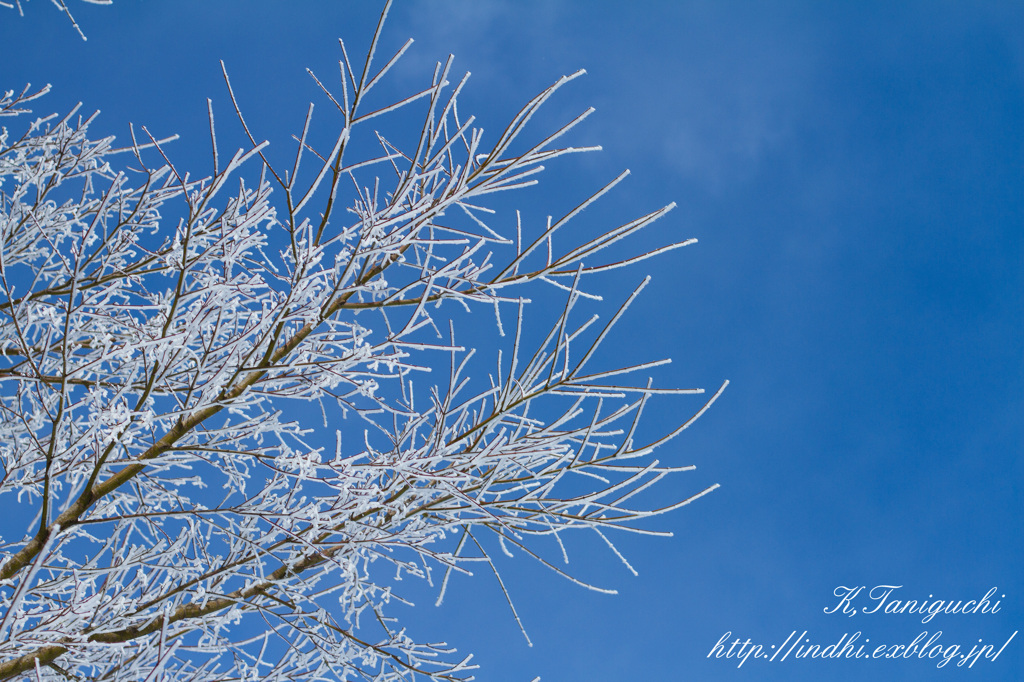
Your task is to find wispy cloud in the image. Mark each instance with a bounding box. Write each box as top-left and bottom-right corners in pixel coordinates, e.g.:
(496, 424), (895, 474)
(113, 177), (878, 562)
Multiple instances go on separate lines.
(390, 0), (569, 100)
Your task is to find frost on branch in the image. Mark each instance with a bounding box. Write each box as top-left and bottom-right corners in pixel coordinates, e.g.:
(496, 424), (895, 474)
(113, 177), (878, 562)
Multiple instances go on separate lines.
(1, 0), (112, 41)
(0, 5), (725, 680)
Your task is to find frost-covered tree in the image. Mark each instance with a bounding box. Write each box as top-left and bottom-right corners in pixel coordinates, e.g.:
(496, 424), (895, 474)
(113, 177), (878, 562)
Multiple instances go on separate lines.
(0, 0), (111, 41)
(0, 3), (725, 679)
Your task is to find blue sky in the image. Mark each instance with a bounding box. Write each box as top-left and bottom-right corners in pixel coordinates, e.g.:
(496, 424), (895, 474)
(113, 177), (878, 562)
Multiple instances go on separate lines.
(3, 1), (1022, 680)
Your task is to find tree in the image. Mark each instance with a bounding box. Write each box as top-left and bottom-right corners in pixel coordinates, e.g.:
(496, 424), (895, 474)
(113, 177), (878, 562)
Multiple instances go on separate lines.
(0, 0), (112, 41)
(0, 2), (725, 679)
